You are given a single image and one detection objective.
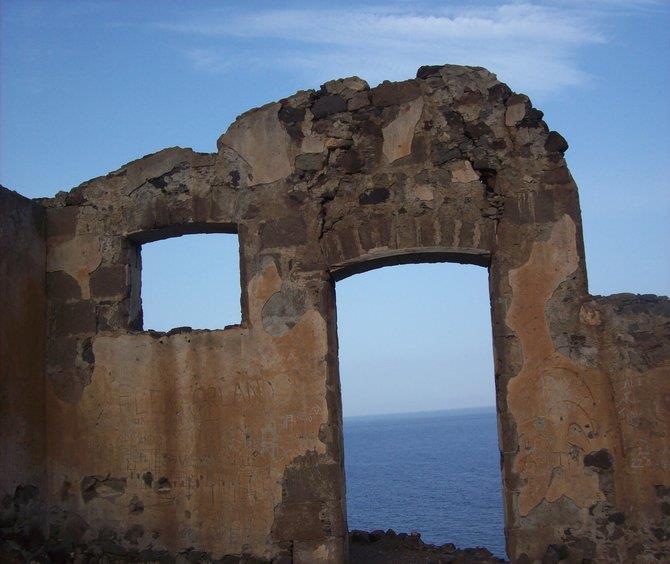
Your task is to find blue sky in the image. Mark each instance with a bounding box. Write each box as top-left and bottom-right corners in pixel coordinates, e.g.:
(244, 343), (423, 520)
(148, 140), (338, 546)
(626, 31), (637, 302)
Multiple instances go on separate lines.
(2, 1), (668, 416)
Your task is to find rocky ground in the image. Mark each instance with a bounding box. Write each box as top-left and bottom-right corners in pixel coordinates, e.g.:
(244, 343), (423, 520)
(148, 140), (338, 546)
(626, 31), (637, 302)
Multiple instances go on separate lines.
(348, 530), (507, 563)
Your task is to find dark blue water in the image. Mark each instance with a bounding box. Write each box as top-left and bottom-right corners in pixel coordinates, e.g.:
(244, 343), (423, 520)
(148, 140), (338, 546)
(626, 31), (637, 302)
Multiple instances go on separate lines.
(344, 406), (506, 559)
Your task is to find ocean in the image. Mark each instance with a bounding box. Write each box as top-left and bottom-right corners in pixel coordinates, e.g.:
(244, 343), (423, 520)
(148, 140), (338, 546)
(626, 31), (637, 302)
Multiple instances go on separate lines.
(343, 406), (506, 559)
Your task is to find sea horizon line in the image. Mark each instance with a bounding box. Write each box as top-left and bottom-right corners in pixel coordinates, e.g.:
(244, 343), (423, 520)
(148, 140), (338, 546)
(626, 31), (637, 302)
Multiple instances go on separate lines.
(343, 404), (496, 420)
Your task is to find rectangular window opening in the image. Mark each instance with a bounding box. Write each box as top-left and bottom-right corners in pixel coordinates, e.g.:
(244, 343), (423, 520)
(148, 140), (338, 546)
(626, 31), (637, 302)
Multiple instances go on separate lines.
(139, 233), (241, 331)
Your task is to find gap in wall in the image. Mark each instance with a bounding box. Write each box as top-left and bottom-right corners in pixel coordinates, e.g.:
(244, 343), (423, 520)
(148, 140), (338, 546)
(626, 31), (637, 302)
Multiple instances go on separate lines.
(336, 262), (505, 557)
(140, 233), (241, 331)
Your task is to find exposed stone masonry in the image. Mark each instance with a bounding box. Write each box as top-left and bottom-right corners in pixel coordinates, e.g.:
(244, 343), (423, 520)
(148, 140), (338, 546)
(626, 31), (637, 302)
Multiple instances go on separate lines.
(1, 64), (668, 562)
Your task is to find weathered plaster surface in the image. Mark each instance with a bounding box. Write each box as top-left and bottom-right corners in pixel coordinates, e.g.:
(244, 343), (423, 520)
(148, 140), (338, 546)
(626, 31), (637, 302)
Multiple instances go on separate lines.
(47, 235), (102, 299)
(0, 188), (46, 550)
(382, 97), (424, 163)
(218, 102), (294, 185)
(48, 311), (329, 557)
(1, 64), (668, 563)
(507, 215), (617, 515)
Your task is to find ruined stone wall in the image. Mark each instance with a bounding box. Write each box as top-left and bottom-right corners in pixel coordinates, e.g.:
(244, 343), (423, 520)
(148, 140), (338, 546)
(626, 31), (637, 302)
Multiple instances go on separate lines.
(0, 188), (47, 550)
(1, 64), (668, 563)
(570, 294), (670, 561)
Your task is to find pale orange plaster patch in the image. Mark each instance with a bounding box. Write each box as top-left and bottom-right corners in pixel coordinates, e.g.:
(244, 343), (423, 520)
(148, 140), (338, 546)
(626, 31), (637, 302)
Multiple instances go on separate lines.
(506, 215), (619, 516)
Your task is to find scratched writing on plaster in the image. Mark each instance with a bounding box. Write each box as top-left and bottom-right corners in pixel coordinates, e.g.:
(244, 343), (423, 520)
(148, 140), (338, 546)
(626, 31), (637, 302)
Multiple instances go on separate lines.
(233, 379), (275, 402)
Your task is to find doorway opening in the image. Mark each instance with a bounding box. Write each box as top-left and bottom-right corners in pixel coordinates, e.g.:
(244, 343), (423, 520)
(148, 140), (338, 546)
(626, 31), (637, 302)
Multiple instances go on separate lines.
(336, 262), (505, 557)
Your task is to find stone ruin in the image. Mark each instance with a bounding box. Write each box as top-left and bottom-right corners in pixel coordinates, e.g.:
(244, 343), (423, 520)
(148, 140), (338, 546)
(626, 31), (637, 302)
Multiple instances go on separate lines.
(1, 64), (668, 563)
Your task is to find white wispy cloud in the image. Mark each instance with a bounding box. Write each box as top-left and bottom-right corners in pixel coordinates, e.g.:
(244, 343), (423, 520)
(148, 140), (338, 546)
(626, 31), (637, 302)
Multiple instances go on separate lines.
(152, 2), (651, 96)
(183, 48), (232, 73)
